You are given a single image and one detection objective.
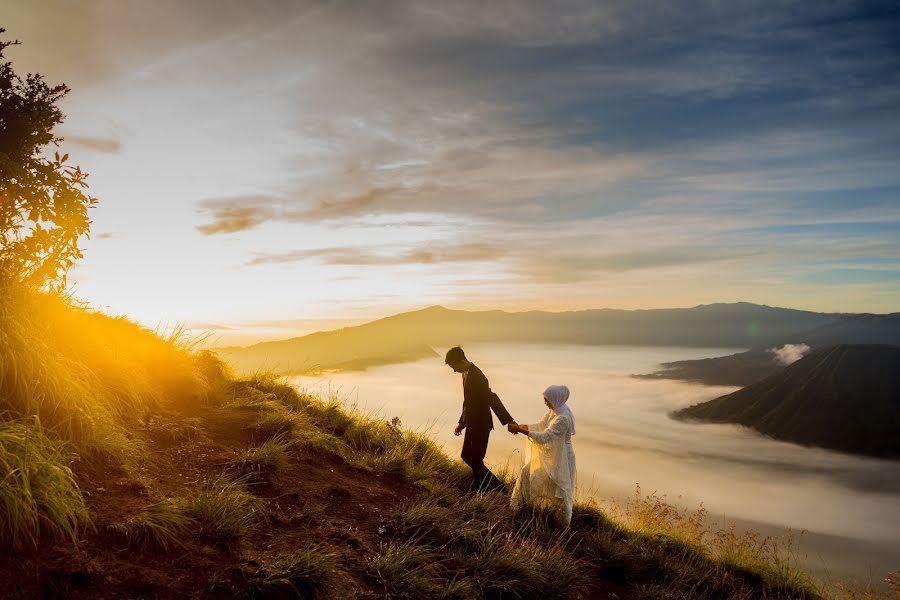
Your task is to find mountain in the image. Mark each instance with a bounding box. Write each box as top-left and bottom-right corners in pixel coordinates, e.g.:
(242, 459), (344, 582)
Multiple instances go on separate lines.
(671, 345), (900, 458)
(216, 302), (838, 375)
(782, 313), (900, 347)
(634, 349), (782, 387)
(638, 313), (900, 387)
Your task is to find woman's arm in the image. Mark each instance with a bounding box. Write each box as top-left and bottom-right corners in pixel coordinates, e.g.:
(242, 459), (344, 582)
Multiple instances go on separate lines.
(526, 415), (568, 444)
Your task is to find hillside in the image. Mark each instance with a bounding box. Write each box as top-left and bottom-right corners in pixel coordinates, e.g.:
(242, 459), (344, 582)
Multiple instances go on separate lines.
(217, 303), (837, 375)
(0, 285), (833, 599)
(787, 313), (900, 347)
(672, 345), (900, 458)
(634, 349), (782, 387)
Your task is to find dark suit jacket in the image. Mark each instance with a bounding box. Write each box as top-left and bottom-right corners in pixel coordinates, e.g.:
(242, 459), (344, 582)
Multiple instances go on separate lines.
(458, 363), (514, 434)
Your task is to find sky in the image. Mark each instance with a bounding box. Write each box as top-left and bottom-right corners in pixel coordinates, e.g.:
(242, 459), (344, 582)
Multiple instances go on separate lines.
(4, 1), (900, 339)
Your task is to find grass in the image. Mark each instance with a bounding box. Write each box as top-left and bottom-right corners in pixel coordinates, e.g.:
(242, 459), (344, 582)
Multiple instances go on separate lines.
(228, 434), (291, 482)
(0, 282), (208, 462)
(107, 499), (194, 553)
(364, 539), (448, 599)
(181, 474), (265, 548)
(0, 419), (89, 551)
(249, 409), (302, 442)
(238, 547), (347, 599)
(0, 281), (887, 599)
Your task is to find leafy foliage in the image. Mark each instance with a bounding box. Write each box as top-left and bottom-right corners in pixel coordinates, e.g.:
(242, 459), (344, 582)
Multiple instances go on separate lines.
(0, 29), (96, 289)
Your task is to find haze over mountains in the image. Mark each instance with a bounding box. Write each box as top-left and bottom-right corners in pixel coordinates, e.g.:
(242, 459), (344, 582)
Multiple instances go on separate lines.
(216, 302), (854, 375)
(672, 345), (900, 459)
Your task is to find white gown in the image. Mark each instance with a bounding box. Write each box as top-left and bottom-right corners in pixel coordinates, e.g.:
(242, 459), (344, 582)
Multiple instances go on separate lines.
(510, 409), (576, 525)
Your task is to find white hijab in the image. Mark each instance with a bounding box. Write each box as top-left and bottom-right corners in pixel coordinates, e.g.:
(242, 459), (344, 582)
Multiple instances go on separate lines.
(543, 384), (575, 435)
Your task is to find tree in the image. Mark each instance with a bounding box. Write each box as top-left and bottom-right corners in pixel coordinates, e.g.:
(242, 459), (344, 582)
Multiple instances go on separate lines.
(0, 28), (96, 290)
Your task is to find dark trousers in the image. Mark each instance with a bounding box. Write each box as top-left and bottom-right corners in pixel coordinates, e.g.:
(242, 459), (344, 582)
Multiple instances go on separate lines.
(461, 428), (506, 493)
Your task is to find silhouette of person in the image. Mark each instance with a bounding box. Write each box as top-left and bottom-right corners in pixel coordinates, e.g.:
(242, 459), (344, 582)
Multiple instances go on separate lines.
(445, 346), (518, 493)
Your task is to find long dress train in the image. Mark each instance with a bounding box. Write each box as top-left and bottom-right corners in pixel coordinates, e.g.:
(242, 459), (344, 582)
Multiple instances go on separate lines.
(510, 410), (576, 525)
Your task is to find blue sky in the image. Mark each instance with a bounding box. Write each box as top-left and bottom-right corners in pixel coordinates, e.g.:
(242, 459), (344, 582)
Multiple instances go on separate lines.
(5, 1), (900, 338)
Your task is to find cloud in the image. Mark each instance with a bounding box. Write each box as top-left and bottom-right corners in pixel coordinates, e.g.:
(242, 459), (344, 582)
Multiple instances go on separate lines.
(195, 196), (276, 235)
(62, 134), (122, 154)
(769, 343), (811, 366)
(520, 245), (757, 283)
(94, 232), (118, 240)
(246, 242), (501, 266)
(10, 1), (900, 314)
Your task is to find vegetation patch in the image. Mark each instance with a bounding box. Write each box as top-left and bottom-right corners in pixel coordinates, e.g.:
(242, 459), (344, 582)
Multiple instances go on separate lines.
(182, 475), (264, 548)
(107, 500), (193, 553)
(237, 547), (347, 599)
(229, 434), (291, 482)
(0, 420), (89, 551)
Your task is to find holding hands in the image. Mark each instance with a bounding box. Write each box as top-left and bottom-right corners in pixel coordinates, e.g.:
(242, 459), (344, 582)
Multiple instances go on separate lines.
(507, 422), (529, 435)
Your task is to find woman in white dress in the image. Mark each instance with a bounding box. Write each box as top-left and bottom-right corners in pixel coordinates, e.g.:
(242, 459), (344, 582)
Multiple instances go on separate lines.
(508, 385), (576, 525)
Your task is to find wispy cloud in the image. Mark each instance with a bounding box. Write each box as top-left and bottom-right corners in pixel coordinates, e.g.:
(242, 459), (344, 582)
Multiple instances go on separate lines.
(195, 196), (276, 235)
(62, 134), (122, 154)
(246, 242), (501, 266)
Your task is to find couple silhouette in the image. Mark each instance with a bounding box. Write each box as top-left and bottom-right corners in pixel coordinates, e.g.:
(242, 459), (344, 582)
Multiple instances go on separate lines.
(445, 346), (577, 527)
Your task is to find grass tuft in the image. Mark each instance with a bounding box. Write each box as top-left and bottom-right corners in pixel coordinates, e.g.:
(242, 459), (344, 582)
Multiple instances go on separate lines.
(0, 419), (89, 551)
(229, 434), (291, 482)
(107, 500), (194, 553)
(182, 475), (264, 548)
(365, 539), (445, 598)
(240, 547), (346, 599)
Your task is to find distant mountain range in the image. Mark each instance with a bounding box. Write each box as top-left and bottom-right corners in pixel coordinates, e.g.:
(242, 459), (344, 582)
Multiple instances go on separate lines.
(638, 313), (900, 386)
(671, 345), (900, 458)
(216, 302), (851, 375)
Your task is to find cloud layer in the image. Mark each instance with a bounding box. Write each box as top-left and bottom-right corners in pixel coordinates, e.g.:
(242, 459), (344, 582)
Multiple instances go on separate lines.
(7, 1), (900, 322)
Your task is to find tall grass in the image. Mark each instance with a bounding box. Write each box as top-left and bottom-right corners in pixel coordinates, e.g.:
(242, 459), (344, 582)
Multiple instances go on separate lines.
(0, 419), (89, 551)
(0, 282), (210, 462)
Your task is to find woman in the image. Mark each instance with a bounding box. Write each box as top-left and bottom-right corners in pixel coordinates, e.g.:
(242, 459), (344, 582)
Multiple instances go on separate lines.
(509, 384), (576, 525)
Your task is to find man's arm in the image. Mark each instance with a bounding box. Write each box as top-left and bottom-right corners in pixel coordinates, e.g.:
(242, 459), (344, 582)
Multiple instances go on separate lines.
(454, 405), (466, 436)
(476, 371), (514, 426)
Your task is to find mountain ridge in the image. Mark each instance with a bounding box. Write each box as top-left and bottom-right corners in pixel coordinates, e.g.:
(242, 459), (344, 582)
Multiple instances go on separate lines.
(215, 302), (845, 375)
(671, 344), (900, 458)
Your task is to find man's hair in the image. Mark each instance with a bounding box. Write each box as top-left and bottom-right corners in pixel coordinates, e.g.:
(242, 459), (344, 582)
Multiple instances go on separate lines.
(445, 346), (467, 365)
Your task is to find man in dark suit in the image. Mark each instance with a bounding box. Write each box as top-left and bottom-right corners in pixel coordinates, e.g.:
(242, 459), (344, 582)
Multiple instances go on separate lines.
(445, 346), (518, 493)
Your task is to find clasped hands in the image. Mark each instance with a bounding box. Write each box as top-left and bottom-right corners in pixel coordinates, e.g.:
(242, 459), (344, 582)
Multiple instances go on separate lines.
(507, 422), (528, 435)
(454, 422), (528, 435)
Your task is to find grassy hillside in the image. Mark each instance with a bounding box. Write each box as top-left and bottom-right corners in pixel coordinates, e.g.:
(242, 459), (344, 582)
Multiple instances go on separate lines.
(2, 285), (894, 598)
(217, 303), (837, 375)
(672, 345), (900, 458)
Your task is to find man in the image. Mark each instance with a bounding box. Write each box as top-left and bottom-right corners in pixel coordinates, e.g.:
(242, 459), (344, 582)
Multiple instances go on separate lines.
(445, 346), (518, 493)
